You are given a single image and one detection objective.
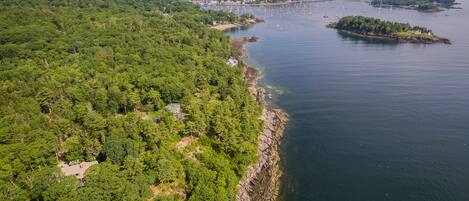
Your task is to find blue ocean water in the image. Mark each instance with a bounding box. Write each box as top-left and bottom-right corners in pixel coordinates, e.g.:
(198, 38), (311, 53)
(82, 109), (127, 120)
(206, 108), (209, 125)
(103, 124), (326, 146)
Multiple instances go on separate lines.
(220, 1), (469, 200)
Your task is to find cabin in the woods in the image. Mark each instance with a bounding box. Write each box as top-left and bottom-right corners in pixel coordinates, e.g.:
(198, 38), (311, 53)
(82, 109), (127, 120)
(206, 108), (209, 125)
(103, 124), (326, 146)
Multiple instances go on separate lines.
(165, 103), (187, 120)
(59, 161), (98, 179)
(227, 57), (238, 67)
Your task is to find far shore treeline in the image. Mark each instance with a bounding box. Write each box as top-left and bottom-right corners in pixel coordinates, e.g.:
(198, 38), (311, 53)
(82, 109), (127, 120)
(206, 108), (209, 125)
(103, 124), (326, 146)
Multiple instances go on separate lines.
(0, 0), (263, 200)
(371, 0), (456, 11)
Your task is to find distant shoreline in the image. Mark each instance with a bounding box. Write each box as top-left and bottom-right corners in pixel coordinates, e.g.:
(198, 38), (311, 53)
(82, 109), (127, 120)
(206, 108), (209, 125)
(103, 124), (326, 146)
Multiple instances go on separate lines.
(195, 0), (324, 7)
(366, 0), (461, 12)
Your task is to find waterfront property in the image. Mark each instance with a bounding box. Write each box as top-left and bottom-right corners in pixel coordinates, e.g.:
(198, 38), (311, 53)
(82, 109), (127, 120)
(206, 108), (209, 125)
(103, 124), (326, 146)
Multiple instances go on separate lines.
(227, 56), (239, 67)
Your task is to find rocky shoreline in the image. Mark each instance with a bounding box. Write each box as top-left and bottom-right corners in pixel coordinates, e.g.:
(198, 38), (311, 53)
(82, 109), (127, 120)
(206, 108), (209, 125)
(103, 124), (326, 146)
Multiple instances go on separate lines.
(232, 37), (288, 201)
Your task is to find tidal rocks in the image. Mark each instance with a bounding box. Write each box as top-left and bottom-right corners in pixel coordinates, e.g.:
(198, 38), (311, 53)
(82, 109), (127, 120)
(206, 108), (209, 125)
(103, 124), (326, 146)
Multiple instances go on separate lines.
(236, 37), (288, 201)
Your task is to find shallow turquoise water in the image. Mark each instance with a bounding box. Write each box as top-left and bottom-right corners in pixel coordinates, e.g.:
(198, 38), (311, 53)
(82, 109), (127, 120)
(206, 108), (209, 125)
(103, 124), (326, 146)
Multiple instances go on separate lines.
(215, 1), (469, 200)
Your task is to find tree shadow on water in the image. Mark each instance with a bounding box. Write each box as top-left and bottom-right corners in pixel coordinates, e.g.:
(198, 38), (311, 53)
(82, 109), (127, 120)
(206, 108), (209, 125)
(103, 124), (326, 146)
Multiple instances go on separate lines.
(336, 31), (400, 47)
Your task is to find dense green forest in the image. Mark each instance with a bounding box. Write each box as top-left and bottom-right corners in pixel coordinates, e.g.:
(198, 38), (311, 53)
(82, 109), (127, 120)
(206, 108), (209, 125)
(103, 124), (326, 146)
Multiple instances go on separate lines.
(371, 0), (456, 10)
(0, 0), (262, 200)
(330, 16), (449, 43)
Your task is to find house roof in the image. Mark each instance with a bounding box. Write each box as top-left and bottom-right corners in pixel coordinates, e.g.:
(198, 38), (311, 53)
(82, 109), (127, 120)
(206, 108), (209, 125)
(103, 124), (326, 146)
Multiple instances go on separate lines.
(59, 161), (98, 179)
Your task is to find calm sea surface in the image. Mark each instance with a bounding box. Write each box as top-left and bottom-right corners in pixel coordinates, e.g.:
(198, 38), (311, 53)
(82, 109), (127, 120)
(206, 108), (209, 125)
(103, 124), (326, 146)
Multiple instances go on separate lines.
(210, 1), (469, 200)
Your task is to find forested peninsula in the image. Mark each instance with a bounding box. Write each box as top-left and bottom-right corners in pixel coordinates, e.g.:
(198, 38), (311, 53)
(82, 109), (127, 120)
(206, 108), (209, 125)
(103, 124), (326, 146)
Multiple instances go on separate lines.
(0, 1), (268, 200)
(327, 16), (450, 44)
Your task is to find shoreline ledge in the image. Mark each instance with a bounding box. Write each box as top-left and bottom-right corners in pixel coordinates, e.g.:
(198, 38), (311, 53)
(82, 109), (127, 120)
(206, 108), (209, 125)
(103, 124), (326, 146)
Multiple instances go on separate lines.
(231, 37), (289, 201)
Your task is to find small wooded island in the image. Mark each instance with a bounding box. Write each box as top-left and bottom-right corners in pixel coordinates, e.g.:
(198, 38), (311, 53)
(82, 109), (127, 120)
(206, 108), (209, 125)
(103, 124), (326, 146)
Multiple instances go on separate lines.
(327, 16), (451, 44)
